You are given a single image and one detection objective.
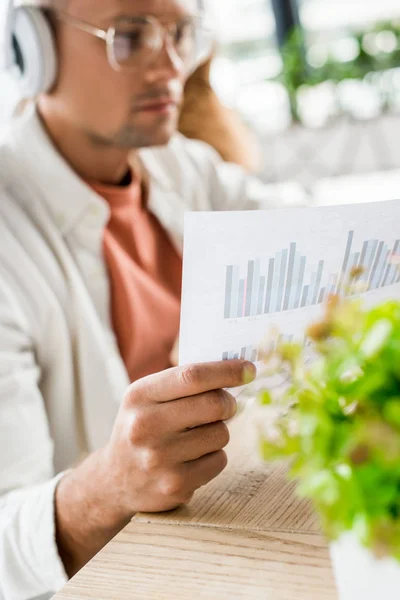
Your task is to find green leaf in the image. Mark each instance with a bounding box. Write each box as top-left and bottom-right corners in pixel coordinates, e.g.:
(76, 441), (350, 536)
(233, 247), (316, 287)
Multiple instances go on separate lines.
(258, 390), (273, 406)
(254, 296), (400, 560)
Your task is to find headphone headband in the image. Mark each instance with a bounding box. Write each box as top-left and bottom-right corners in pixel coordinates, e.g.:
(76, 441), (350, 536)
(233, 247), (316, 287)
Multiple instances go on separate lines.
(14, 0), (53, 7)
(1, 0), (212, 97)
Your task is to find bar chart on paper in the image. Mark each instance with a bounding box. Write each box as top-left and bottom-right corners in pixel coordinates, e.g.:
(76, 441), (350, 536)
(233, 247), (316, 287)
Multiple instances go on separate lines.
(224, 231), (400, 320)
(179, 201), (400, 367)
(222, 335), (295, 362)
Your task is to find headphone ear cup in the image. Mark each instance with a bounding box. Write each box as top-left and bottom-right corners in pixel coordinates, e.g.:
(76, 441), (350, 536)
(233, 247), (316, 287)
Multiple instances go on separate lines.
(12, 7), (57, 96)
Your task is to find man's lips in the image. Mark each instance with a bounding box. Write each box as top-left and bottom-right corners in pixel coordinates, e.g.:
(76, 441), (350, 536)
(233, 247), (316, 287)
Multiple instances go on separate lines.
(136, 99), (178, 113)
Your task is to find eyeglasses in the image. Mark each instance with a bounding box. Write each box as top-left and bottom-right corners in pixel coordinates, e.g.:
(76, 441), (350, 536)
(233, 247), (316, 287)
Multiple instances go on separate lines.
(55, 12), (207, 72)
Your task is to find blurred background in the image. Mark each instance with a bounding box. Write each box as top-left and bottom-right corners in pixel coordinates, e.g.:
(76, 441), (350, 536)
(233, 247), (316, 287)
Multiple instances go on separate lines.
(3, 0), (400, 204)
(209, 0), (400, 203)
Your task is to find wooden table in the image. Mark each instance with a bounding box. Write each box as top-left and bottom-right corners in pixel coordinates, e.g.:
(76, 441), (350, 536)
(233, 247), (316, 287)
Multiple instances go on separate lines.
(54, 410), (336, 599)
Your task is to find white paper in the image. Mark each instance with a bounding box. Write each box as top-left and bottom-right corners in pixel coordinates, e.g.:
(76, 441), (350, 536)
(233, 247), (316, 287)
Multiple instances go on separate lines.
(179, 200), (400, 366)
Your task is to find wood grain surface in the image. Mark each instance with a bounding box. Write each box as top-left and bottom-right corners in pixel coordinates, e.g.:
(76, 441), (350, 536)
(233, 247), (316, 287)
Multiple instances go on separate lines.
(55, 523), (335, 600)
(54, 409), (336, 599)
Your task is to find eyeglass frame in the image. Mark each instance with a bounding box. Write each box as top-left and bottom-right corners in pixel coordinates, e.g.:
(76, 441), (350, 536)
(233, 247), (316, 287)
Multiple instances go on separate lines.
(53, 11), (208, 73)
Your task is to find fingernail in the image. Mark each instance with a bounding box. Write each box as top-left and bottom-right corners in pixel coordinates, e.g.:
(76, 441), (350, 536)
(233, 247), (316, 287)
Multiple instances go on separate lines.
(242, 362), (257, 384)
(225, 393), (237, 420)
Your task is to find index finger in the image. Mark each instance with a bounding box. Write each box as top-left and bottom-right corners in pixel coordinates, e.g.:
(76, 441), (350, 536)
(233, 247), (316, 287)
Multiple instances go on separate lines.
(128, 360), (257, 404)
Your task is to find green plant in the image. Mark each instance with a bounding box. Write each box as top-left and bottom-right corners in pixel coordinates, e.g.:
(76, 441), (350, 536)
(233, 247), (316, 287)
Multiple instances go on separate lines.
(278, 21), (400, 121)
(255, 275), (400, 559)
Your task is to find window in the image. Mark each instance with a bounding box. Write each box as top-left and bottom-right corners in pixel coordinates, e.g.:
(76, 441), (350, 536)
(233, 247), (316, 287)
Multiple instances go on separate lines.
(299, 0), (400, 33)
(210, 0), (292, 132)
(210, 0), (400, 131)
(299, 0), (400, 66)
(296, 0), (400, 125)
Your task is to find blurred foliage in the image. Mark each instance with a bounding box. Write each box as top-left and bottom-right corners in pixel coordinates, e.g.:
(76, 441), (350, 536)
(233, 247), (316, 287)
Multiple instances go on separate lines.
(279, 21), (400, 120)
(254, 272), (400, 559)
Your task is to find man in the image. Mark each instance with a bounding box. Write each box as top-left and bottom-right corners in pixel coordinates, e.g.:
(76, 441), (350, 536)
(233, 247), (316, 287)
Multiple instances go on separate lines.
(0, 1), (298, 598)
(179, 52), (262, 172)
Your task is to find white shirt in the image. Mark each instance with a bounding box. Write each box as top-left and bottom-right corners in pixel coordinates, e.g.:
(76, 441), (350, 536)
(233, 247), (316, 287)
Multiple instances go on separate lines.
(0, 107), (305, 600)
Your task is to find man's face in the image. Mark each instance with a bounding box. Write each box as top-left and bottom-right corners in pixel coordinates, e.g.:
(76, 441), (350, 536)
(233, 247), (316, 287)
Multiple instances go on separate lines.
(50, 0), (196, 148)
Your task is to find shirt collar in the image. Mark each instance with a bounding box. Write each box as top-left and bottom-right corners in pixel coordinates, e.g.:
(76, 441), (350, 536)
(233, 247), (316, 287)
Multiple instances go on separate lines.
(5, 105), (111, 236)
(4, 104), (180, 235)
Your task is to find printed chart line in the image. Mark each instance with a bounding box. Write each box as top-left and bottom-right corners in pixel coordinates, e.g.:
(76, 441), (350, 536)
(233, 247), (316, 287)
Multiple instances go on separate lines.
(222, 335), (295, 362)
(224, 231), (400, 320)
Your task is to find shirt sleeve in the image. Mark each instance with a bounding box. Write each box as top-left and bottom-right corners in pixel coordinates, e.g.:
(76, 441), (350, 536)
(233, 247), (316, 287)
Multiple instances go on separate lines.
(182, 135), (310, 212)
(0, 276), (68, 600)
(211, 159), (310, 211)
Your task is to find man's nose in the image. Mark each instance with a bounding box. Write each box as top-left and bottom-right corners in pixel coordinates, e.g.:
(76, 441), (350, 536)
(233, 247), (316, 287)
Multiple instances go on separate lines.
(145, 37), (187, 83)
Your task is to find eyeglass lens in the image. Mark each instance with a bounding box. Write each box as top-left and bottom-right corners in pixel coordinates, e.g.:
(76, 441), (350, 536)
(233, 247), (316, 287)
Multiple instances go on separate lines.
(112, 18), (197, 68)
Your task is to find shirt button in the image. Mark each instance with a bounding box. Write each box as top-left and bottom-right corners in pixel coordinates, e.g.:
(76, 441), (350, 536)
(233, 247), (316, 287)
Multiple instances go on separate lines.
(88, 204), (102, 217)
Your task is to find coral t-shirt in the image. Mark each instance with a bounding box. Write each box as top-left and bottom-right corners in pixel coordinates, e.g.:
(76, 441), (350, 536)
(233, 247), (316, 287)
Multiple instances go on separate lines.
(91, 174), (182, 383)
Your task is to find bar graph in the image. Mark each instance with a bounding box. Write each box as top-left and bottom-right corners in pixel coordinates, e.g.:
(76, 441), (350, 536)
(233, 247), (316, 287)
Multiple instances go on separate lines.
(222, 335), (295, 361)
(222, 344), (259, 362)
(223, 231), (400, 319)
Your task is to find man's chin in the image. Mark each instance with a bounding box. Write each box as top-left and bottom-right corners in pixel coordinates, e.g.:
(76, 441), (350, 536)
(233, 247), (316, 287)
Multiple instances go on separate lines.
(137, 124), (177, 148)
(148, 132), (174, 147)
(105, 118), (178, 150)
(130, 112), (178, 146)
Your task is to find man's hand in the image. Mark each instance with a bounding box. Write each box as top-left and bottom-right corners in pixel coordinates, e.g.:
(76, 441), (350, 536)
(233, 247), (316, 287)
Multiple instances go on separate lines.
(106, 359), (256, 514)
(55, 360), (256, 576)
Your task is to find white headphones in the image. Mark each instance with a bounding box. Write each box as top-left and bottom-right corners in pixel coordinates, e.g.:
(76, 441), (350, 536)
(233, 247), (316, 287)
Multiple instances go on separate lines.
(1, 0), (213, 98)
(1, 0), (57, 97)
